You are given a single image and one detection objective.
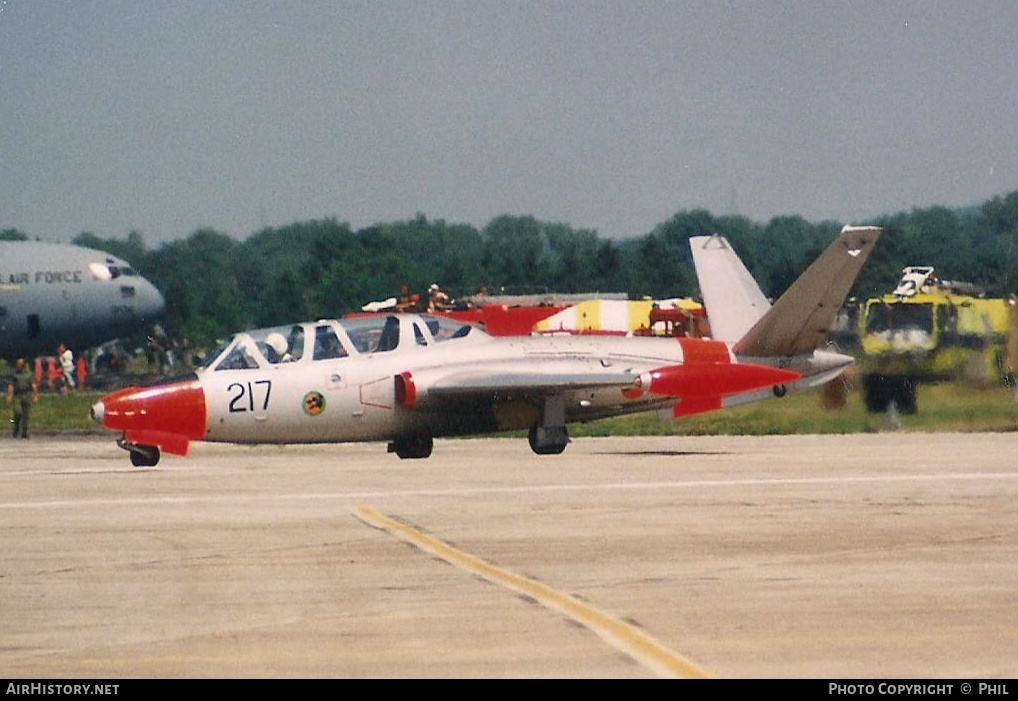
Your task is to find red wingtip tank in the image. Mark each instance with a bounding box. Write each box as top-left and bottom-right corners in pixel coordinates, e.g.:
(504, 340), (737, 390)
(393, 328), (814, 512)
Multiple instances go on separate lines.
(646, 362), (802, 418)
(638, 337), (802, 418)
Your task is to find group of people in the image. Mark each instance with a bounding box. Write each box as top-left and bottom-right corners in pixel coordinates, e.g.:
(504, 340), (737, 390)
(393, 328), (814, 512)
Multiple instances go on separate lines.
(395, 283), (479, 313)
(146, 330), (196, 374)
(395, 285), (448, 312)
(6, 344), (77, 439)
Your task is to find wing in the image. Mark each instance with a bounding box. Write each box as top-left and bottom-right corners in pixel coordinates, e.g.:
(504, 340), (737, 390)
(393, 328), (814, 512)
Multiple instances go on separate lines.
(416, 360), (798, 409)
(427, 371), (640, 397)
(405, 367), (647, 434)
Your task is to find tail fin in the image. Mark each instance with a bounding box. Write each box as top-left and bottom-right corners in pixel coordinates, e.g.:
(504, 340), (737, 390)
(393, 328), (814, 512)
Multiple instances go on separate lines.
(734, 225), (882, 357)
(689, 235), (771, 344)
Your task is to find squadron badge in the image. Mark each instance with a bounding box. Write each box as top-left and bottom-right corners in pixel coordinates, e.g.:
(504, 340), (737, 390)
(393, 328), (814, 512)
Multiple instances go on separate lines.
(302, 391), (326, 416)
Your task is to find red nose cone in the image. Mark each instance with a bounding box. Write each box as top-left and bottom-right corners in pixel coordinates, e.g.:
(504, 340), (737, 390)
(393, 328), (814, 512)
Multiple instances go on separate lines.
(100, 380), (207, 456)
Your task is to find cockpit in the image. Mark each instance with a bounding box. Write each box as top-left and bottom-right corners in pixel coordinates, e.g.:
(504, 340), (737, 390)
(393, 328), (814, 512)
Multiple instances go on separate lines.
(89, 258), (139, 282)
(200, 315), (484, 373)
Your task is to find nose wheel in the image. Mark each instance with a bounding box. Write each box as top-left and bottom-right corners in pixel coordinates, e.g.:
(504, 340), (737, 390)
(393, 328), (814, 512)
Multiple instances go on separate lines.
(118, 437), (161, 467)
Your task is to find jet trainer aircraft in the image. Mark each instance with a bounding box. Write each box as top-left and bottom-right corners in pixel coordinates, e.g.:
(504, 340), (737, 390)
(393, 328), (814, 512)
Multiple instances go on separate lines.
(0, 241), (165, 359)
(90, 226), (881, 466)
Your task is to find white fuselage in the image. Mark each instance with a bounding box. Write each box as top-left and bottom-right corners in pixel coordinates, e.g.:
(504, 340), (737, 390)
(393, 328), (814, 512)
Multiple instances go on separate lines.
(199, 323), (688, 444)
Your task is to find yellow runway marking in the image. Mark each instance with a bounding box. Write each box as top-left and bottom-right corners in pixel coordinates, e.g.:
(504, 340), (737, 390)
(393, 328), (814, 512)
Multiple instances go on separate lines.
(354, 505), (713, 679)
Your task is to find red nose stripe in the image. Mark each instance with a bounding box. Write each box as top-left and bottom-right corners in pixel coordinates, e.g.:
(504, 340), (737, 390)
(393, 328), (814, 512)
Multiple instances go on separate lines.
(102, 381), (207, 454)
(649, 362), (800, 399)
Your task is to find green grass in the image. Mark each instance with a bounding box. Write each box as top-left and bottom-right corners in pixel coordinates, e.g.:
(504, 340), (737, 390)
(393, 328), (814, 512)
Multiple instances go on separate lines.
(11, 382), (1018, 437)
(7, 391), (107, 435)
(573, 382), (1018, 436)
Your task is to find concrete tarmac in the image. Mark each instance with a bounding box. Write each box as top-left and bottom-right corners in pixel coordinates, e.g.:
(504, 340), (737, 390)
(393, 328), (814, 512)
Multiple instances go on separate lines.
(1, 433), (1016, 678)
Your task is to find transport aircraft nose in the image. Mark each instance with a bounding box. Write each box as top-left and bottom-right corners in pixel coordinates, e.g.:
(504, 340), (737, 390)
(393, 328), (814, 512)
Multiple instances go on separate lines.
(138, 280), (166, 321)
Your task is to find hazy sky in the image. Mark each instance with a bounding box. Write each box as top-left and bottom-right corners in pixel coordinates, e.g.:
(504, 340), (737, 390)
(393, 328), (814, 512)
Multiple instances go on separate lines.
(2, 1), (1017, 243)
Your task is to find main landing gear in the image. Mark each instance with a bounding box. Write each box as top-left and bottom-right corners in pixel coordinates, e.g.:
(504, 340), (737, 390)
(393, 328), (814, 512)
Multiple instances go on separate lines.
(117, 437), (161, 467)
(528, 395), (570, 455)
(528, 423), (569, 455)
(388, 433), (434, 459)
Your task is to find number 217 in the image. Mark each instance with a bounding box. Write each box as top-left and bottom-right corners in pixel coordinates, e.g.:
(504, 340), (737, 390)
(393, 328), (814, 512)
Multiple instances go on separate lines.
(227, 380), (272, 412)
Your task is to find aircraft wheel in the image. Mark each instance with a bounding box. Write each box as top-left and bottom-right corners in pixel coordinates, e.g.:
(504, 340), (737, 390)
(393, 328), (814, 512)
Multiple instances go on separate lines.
(129, 446), (160, 467)
(528, 424), (568, 455)
(391, 434), (433, 459)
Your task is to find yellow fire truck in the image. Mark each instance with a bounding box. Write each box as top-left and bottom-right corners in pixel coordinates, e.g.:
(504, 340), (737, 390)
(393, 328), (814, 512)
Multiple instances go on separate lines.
(859, 267), (1017, 413)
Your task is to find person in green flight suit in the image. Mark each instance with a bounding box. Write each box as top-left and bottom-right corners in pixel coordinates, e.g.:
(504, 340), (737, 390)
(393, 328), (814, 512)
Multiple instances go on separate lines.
(7, 358), (40, 439)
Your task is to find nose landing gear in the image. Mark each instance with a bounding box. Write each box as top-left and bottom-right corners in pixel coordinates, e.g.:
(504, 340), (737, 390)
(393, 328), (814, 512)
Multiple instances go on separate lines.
(117, 437), (161, 467)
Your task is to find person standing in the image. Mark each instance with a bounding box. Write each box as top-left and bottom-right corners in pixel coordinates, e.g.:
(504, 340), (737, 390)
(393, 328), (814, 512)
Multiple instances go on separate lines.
(7, 358), (40, 439)
(58, 344), (75, 391)
(428, 284), (450, 312)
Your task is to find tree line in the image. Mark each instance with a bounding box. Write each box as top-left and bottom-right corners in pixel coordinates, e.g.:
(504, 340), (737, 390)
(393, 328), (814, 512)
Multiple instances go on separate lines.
(3, 190), (1018, 345)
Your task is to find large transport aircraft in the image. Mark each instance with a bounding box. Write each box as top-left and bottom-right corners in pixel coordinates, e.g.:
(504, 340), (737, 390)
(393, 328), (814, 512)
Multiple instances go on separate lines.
(90, 226), (881, 466)
(1, 241), (165, 359)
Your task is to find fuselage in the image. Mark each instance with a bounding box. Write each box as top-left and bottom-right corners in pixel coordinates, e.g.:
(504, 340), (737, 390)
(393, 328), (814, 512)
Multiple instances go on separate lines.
(0, 242), (165, 358)
(199, 323), (684, 444)
(93, 314), (848, 460)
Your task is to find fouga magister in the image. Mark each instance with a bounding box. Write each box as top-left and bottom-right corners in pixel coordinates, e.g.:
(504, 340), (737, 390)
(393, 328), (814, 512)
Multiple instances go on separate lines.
(91, 227), (881, 466)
